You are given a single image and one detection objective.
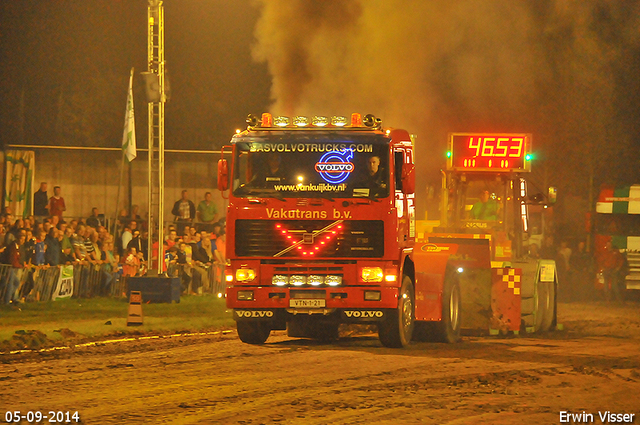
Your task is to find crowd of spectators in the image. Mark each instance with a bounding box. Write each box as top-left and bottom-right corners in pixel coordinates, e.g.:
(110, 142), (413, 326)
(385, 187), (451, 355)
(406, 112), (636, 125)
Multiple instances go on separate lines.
(0, 184), (226, 304)
(0, 205), (122, 304)
(526, 234), (629, 302)
(152, 220), (226, 295)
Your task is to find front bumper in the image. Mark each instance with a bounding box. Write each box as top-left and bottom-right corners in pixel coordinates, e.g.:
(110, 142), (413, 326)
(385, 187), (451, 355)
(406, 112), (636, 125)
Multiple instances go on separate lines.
(226, 285), (399, 311)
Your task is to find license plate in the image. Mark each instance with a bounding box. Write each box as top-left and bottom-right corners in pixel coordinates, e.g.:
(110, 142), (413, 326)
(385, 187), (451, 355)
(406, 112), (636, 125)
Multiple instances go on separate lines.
(289, 299), (326, 308)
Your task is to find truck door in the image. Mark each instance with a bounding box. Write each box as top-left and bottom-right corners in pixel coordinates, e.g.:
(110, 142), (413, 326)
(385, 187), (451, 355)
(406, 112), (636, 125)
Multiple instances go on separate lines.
(394, 147), (415, 247)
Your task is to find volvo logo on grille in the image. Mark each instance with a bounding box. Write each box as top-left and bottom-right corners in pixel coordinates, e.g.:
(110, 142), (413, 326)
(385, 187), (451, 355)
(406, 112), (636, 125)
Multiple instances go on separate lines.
(344, 310), (384, 318)
(235, 310), (274, 318)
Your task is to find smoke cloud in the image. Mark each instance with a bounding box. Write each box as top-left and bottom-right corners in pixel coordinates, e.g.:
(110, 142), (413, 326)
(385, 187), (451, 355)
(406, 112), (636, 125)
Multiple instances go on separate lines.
(252, 0), (640, 215)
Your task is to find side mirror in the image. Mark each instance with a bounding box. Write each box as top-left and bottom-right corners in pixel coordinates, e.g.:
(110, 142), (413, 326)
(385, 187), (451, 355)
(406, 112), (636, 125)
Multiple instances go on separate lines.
(217, 159), (229, 192)
(401, 163), (415, 194)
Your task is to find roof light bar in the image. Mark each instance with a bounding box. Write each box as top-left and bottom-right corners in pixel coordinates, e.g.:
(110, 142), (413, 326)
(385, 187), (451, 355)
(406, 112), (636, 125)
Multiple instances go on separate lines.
(261, 113), (272, 127)
(293, 116), (309, 127)
(274, 116), (290, 127)
(331, 116), (347, 126)
(245, 113), (380, 130)
(312, 116), (329, 127)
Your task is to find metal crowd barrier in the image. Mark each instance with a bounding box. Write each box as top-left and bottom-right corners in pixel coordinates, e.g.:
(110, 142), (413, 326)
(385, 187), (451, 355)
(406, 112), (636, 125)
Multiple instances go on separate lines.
(0, 263), (122, 303)
(28, 266), (61, 302)
(0, 261), (225, 304)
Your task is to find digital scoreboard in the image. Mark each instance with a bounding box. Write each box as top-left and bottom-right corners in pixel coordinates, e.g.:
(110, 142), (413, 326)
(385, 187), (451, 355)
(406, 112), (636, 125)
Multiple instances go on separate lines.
(447, 133), (532, 172)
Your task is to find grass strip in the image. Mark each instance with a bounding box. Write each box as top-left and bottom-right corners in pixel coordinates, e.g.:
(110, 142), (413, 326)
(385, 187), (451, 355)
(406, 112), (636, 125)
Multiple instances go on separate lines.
(0, 295), (234, 349)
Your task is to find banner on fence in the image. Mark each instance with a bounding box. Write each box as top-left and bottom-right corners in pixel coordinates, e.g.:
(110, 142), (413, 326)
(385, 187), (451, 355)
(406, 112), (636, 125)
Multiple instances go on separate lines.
(52, 265), (74, 300)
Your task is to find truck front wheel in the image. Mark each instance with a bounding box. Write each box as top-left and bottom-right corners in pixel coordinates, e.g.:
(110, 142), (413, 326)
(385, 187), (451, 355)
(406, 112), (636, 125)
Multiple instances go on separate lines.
(378, 275), (415, 348)
(237, 321), (271, 344)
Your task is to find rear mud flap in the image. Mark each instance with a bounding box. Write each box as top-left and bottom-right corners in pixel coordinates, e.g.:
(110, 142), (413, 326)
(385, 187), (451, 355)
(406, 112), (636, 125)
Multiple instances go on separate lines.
(233, 309), (287, 330)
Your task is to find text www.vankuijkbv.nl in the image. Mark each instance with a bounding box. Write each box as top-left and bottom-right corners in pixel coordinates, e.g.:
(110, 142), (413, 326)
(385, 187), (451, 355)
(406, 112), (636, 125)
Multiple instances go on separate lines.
(273, 183), (347, 192)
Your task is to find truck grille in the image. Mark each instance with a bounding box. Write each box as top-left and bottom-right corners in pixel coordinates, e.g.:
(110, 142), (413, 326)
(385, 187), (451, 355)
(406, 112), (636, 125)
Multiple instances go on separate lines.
(235, 220), (384, 258)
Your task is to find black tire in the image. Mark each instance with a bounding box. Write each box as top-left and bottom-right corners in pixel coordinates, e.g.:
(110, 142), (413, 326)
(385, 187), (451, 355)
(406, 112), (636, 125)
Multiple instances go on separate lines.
(236, 321), (271, 344)
(433, 271), (462, 343)
(378, 275), (415, 348)
(533, 279), (549, 331)
(538, 280), (555, 332)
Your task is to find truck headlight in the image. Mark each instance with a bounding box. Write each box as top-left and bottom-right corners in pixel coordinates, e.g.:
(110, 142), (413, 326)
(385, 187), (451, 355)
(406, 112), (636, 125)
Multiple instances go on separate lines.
(290, 275), (307, 286)
(325, 275), (342, 287)
(236, 268), (256, 282)
(307, 275), (324, 286)
(272, 275), (288, 286)
(361, 267), (383, 282)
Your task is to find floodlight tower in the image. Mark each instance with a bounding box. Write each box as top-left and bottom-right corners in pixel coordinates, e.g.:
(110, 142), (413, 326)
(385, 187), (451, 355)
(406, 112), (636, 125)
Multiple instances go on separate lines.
(147, 0), (166, 274)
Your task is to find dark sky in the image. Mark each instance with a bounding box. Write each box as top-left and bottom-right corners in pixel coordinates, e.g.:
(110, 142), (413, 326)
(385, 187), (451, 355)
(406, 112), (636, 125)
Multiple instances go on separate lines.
(1, 0), (639, 203)
(0, 0), (270, 150)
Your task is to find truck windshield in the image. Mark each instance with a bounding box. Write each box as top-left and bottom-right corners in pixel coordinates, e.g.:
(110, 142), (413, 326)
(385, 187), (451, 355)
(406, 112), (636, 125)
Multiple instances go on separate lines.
(231, 134), (390, 199)
(460, 180), (507, 223)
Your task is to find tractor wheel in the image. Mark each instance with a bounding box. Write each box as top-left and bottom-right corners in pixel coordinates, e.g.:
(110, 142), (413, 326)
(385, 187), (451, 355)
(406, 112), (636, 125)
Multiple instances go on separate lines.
(538, 280), (556, 332)
(533, 279), (549, 332)
(378, 275), (415, 348)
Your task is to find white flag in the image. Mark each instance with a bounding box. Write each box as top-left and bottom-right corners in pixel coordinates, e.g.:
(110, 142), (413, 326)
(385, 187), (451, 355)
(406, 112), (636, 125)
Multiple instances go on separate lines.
(122, 68), (137, 162)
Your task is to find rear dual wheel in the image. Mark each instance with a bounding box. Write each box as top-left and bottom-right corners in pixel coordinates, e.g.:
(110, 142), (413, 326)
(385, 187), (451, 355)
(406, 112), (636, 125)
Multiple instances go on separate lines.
(378, 275), (415, 348)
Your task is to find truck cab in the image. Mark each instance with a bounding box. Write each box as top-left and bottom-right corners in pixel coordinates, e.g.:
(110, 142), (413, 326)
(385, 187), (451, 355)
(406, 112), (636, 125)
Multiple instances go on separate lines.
(220, 113), (419, 347)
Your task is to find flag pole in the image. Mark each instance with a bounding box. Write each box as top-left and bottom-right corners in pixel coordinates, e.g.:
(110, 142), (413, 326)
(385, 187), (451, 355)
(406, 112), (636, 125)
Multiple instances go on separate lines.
(113, 148), (126, 244)
(114, 67), (137, 246)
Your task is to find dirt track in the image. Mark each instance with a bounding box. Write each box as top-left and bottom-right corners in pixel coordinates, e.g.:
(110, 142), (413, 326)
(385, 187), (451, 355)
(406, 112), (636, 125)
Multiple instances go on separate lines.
(1, 301), (640, 424)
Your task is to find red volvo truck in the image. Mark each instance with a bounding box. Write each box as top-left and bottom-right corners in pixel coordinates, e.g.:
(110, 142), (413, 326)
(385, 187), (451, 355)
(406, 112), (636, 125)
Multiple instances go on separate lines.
(219, 114), (557, 347)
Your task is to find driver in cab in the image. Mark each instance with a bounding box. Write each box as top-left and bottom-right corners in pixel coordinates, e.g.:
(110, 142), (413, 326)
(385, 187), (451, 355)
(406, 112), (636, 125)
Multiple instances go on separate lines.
(354, 155), (386, 196)
(470, 190), (499, 220)
(252, 153), (287, 187)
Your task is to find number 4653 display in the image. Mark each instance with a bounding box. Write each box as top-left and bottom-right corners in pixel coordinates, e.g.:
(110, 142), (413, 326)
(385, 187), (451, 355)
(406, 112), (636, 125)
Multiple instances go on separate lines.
(447, 133), (532, 172)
